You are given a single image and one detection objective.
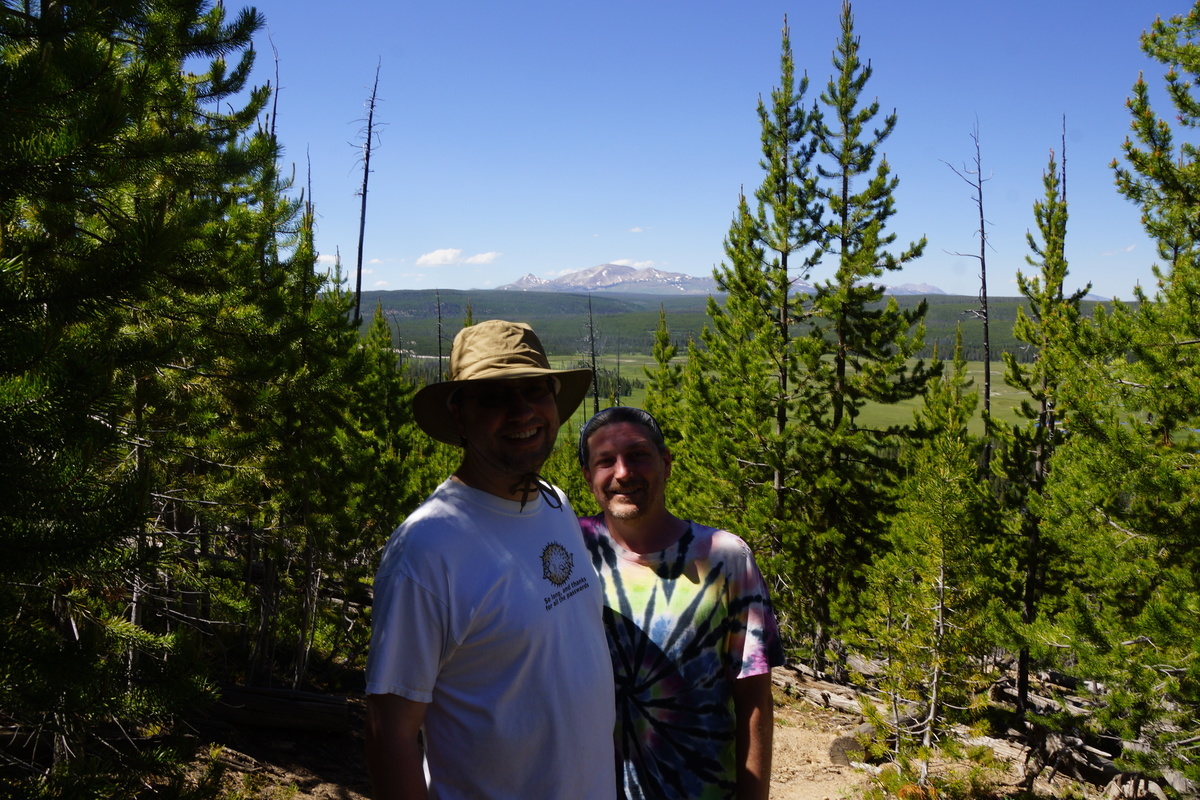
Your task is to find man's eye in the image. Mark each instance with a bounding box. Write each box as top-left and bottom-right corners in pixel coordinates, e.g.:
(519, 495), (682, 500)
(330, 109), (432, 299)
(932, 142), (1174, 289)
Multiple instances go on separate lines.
(474, 391), (508, 408)
(522, 384), (551, 400)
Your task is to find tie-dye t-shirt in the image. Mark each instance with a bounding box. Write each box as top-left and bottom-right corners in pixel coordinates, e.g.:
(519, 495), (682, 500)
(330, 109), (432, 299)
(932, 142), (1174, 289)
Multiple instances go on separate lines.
(579, 516), (785, 800)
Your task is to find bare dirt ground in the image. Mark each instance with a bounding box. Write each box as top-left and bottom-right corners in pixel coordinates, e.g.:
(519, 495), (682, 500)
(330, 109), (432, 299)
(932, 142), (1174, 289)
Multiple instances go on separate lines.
(770, 694), (873, 800)
(202, 684), (872, 800)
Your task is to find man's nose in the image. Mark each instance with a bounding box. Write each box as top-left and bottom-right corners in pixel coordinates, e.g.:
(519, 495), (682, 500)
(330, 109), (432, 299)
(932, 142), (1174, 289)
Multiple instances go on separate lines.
(501, 388), (537, 415)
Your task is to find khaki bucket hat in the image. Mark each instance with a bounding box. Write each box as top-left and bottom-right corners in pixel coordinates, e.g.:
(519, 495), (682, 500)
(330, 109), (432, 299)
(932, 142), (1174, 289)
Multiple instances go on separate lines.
(412, 320), (594, 445)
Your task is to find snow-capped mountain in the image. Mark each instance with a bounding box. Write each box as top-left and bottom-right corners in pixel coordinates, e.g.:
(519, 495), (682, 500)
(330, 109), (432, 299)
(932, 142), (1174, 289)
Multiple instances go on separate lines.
(496, 264), (946, 297)
(883, 283), (947, 296)
(497, 264), (719, 295)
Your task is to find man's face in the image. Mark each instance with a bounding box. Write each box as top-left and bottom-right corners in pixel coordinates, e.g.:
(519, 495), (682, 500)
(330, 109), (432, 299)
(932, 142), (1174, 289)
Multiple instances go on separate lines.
(451, 377), (560, 489)
(583, 421), (671, 521)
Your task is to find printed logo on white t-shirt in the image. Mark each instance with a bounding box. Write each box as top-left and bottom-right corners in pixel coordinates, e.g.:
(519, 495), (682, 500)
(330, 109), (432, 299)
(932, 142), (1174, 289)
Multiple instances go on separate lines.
(542, 542), (592, 611)
(541, 542), (573, 586)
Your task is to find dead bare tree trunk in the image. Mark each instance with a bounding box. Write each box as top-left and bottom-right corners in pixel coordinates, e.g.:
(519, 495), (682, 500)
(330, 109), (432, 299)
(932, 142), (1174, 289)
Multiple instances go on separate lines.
(944, 123), (993, 467)
(354, 60), (382, 326)
(586, 295), (600, 416)
(614, 336), (621, 405)
(436, 290), (445, 381)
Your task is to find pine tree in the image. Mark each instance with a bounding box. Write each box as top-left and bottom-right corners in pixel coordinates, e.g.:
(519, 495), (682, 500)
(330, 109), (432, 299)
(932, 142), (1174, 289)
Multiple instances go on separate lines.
(0, 0), (272, 793)
(995, 148), (1089, 717)
(856, 335), (992, 784)
(643, 305), (684, 442)
(253, 242), (364, 688)
(677, 16), (827, 643)
(802, 0), (932, 666)
(813, 0), (929, 431)
(1038, 5), (1200, 786)
(353, 303), (425, 540)
(677, 7), (931, 669)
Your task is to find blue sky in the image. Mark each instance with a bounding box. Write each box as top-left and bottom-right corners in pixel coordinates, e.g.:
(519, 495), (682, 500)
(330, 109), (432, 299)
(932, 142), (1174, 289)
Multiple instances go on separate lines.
(244, 0), (1172, 299)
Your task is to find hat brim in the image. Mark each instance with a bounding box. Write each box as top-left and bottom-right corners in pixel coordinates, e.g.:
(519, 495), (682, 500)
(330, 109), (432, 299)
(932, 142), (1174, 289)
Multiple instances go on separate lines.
(413, 368), (594, 446)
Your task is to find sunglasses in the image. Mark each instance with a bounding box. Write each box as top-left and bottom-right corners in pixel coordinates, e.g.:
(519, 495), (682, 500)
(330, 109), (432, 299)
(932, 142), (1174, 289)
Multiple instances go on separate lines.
(458, 377), (559, 410)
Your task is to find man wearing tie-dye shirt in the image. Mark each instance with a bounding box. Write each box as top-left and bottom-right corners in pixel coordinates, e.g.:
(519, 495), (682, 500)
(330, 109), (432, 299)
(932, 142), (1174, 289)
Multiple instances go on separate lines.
(577, 407), (785, 800)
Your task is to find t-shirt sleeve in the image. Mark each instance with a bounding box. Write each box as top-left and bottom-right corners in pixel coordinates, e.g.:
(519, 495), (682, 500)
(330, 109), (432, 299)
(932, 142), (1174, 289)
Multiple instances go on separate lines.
(726, 535), (786, 680)
(365, 559), (454, 702)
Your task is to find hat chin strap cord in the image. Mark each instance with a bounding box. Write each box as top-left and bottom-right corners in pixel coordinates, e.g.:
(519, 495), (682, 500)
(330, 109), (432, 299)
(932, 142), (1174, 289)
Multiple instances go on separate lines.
(509, 473), (562, 513)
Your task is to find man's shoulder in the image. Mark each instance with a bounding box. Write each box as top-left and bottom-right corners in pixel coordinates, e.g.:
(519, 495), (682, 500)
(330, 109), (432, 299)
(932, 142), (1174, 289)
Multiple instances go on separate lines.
(688, 520), (737, 543)
(576, 514), (607, 553)
(394, 481), (462, 529)
(379, 483), (474, 563)
(688, 522), (756, 560)
(577, 513), (604, 534)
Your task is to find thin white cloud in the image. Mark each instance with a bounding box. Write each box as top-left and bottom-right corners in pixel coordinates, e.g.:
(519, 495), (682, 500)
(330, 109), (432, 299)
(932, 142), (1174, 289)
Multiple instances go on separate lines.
(1101, 244), (1138, 257)
(415, 248), (502, 266)
(316, 254), (339, 266)
(629, 226), (645, 233)
(611, 259), (656, 269)
(416, 248), (463, 266)
(372, 279), (390, 287)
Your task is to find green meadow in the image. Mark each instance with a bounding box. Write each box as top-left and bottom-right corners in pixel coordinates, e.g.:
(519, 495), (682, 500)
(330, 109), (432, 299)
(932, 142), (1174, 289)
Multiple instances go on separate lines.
(551, 353), (1025, 437)
(366, 289), (1067, 437)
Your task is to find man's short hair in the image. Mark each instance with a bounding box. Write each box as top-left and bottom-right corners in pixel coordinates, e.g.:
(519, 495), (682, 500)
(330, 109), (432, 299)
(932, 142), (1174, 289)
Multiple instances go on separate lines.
(577, 406), (668, 468)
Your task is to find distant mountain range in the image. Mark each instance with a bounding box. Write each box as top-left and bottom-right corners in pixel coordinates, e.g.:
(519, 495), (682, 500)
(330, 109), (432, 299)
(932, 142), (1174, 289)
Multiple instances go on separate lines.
(885, 282), (947, 296)
(494, 263), (946, 297)
(497, 264), (720, 295)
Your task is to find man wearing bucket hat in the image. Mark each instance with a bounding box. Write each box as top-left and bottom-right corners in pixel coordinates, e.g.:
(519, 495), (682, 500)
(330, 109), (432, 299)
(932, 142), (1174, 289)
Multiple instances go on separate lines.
(365, 320), (616, 800)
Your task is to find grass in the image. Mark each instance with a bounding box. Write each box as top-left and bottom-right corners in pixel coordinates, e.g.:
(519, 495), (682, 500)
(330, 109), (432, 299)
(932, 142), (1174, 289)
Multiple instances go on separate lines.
(551, 355), (1028, 437)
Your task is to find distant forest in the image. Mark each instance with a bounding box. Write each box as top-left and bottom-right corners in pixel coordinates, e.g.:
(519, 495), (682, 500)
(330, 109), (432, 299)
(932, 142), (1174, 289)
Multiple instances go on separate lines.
(360, 288), (1107, 363)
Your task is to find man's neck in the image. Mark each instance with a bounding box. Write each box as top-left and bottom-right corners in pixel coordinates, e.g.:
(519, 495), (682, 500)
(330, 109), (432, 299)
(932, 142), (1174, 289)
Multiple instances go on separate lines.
(452, 464), (541, 503)
(604, 509), (688, 555)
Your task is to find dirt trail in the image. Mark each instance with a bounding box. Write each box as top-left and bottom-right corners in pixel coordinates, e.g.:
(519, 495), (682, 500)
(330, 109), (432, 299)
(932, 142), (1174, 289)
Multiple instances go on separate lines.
(771, 699), (872, 800)
(205, 687), (871, 799)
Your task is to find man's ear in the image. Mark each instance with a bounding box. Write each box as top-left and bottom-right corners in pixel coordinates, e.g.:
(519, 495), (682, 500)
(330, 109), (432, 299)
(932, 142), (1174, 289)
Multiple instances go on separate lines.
(449, 401), (467, 441)
(663, 448), (673, 481)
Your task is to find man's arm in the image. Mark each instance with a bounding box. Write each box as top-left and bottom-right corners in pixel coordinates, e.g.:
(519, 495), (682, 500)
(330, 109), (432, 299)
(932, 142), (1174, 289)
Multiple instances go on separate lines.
(732, 671), (775, 800)
(365, 693), (430, 800)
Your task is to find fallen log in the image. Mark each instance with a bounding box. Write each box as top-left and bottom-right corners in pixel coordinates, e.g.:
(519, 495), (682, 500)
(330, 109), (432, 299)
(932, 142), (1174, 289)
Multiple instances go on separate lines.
(772, 665), (867, 715)
(962, 733), (1029, 764)
(990, 682), (1095, 717)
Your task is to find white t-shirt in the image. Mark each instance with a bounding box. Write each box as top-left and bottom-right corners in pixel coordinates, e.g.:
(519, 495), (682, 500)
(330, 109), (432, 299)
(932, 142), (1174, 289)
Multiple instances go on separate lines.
(367, 479), (616, 800)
